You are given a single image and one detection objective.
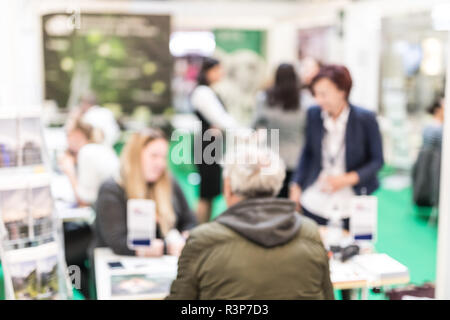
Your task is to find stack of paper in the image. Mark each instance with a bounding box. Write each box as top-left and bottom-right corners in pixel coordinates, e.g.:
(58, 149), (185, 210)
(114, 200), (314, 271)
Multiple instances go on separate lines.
(352, 253), (409, 281)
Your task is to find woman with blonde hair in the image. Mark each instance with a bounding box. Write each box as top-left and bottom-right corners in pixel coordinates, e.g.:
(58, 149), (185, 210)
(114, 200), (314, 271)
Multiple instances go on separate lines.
(93, 128), (197, 257)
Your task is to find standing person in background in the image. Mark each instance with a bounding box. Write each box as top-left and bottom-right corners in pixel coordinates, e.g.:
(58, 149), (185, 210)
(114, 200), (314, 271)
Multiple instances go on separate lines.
(412, 95), (445, 207)
(59, 120), (120, 207)
(289, 64), (384, 230)
(68, 92), (120, 147)
(252, 63), (306, 198)
(191, 57), (239, 223)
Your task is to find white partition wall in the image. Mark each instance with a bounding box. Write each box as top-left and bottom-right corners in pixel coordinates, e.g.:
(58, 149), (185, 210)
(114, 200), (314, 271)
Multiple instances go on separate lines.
(0, 1), (43, 109)
(435, 31), (450, 300)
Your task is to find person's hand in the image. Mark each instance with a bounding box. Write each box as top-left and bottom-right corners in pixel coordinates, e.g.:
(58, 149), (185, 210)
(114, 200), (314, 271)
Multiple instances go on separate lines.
(181, 231), (190, 240)
(58, 152), (76, 176)
(167, 241), (185, 257)
(322, 172), (359, 193)
(289, 183), (302, 212)
(135, 239), (164, 257)
(165, 229), (186, 257)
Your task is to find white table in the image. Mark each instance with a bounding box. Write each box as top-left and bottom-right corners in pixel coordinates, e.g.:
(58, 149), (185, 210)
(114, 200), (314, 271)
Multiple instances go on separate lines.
(94, 247), (409, 301)
(51, 174), (96, 224)
(330, 254), (410, 299)
(319, 227), (410, 299)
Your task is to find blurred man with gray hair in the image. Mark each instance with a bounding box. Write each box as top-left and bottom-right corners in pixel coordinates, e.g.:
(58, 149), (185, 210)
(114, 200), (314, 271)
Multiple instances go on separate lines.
(167, 146), (334, 300)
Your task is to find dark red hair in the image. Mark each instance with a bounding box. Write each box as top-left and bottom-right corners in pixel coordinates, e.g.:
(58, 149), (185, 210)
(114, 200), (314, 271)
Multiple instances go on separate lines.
(310, 64), (353, 100)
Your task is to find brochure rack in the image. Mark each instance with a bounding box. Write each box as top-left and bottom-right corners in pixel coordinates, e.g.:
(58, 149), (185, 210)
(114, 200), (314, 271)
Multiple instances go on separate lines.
(0, 108), (71, 300)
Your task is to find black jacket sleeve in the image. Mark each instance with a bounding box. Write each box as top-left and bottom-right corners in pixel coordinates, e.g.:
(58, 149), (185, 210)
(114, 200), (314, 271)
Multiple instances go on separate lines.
(95, 180), (135, 256)
(172, 179), (198, 232)
(354, 111), (384, 186)
(291, 107), (315, 187)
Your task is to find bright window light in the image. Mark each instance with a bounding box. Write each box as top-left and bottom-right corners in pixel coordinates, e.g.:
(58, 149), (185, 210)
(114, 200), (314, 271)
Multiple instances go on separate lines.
(170, 31), (216, 57)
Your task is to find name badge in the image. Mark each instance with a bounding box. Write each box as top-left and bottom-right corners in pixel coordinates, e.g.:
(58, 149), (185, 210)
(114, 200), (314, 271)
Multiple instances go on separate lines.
(127, 199), (156, 249)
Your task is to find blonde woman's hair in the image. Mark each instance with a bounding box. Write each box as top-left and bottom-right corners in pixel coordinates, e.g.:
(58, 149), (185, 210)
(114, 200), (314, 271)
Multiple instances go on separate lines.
(119, 128), (175, 237)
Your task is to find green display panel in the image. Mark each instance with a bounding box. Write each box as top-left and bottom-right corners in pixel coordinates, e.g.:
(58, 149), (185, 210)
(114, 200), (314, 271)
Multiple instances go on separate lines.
(213, 29), (266, 57)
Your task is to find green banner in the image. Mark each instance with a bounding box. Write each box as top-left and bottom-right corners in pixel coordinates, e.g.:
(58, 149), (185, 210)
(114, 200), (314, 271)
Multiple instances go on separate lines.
(213, 29), (265, 57)
(212, 29), (267, 126)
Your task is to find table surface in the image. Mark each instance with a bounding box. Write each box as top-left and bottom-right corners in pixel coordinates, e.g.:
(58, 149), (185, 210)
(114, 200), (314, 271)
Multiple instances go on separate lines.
(95, 243), (410, 300)
(95, 248), (178, 300)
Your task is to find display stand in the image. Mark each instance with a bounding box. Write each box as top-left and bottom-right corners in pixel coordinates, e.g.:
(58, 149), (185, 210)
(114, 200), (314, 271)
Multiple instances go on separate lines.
(0, 108), (71, 300)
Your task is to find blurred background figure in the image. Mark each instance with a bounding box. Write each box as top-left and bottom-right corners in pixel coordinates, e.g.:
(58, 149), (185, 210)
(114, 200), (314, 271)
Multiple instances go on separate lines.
(58, 120), (119, 299)
(190, 57), (239, 223)
(412, 95), (445, 208)
(253, 63), (306, 198)
(59, 120), (120, 207)
(289, 64), (384, 230)
(68, 92), (120, 147)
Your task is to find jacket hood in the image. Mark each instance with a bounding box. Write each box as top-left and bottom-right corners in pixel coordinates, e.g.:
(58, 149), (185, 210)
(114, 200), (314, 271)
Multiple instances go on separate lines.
(215, 197), (302, 248)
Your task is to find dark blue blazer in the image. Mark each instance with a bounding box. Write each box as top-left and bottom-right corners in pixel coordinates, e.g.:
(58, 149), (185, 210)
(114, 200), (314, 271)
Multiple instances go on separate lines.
(291, 104), (384, 195)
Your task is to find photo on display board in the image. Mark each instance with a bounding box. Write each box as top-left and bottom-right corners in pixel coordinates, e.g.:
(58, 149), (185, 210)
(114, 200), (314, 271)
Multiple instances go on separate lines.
(19, 117), (44, 167)
(0, 118), (19, 168)
(5, 241), (60, 300)
(110, 273), (174, 299)
(0, 188), (30, 241)
(0, 176), (54, 241)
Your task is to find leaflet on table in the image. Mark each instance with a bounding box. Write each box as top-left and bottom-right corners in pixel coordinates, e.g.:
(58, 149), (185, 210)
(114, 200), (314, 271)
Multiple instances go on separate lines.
(352, 253), (409, 281)
(0, 174), (54, 242)
(329, 258), (368, 285)
(127, 199), (156, 249)
(349, 195), (378, 242)
(2, 241), (60, 300)
(108, 256), (178, 300)
(113, 255), (179, 274)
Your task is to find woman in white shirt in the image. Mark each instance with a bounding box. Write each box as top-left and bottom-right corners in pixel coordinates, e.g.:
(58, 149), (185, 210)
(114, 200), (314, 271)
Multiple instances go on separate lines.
(191, 57), (239, 223)
(59, 120), (120, 207)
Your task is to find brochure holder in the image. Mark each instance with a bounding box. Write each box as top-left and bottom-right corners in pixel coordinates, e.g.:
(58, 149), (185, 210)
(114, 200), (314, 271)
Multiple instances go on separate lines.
(0, 108), (71, 300)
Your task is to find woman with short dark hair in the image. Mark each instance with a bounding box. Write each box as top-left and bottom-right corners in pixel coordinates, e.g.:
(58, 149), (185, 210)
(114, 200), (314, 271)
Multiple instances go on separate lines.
(289, 64), (384, 230)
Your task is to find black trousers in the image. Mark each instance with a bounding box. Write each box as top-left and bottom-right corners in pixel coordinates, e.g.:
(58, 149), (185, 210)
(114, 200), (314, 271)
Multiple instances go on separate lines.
(277, 170), (293, 198)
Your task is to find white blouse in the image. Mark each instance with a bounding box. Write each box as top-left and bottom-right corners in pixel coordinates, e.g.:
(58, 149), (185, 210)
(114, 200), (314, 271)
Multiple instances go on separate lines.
(191, 85), (238, 131)
(77, 143), (120, 205)
(301, 106), (355, 219)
